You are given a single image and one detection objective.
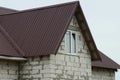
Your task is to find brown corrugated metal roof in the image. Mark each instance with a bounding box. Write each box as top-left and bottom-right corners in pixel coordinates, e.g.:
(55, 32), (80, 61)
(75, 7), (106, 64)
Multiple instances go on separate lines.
(0, 1), (101, 60)
(0, 1), (78, 57)
(0, 25), (21, 56)
(0, 7), (17, 15)
(92, 51), (120, 69)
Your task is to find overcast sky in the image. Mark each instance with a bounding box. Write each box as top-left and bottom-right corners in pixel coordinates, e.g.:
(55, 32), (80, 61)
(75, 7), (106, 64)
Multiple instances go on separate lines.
(0, 0), (120, 80)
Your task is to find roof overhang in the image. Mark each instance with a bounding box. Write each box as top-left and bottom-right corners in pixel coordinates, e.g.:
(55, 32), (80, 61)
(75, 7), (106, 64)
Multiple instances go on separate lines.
(92, 51), (120, 70)
(0, 55), (27, 61)
(75, 3), (101, 61)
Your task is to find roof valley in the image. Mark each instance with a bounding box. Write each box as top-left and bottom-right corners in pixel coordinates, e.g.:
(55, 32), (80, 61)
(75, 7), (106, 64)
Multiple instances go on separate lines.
(0, 24), (24, 57)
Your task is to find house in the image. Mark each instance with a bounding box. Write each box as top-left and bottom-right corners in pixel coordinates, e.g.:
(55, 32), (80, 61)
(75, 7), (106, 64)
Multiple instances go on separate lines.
(0, 1), (120, 80)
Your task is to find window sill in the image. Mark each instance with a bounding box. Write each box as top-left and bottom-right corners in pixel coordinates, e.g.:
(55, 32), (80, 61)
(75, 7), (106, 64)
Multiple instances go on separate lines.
(58, 52), (79, 56)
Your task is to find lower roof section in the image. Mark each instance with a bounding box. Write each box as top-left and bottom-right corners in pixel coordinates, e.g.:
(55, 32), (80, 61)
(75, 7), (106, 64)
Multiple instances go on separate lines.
(92, 51), (120, 70)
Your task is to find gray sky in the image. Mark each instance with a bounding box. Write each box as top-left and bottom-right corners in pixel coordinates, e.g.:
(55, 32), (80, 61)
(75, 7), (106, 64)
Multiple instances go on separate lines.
(0, 0), (120, 80)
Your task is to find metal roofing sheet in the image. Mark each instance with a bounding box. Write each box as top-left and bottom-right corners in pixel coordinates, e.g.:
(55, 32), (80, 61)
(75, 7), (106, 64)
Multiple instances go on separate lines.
(92, 51), (120, 69)
(0, 25), (20, 56)
(0, 1), (78, 57)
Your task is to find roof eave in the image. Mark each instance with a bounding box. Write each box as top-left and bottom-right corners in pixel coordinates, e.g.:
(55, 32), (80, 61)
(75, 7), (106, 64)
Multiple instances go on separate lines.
(0, 55), (27, 61)
(92, 51), (120, 70)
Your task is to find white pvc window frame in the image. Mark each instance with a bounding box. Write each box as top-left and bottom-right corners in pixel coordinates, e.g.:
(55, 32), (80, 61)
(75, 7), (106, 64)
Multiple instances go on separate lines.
(65, 30), (78, 54)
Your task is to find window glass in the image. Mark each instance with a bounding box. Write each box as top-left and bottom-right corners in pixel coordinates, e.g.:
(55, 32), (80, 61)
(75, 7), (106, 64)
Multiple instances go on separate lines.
(65, 31), (77, 53)
(65, 31), (71, 53)
(71, 33), (76, 53)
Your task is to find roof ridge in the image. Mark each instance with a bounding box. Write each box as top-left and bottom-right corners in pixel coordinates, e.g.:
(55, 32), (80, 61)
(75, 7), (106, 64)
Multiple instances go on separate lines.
(0, 6), (17, 11)
(0, 1), (79, 16)
(0, 24), (25, 57)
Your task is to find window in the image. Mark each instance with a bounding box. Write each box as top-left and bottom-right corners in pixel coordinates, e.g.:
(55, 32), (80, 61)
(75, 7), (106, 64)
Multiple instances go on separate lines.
(65, 30), (77, 53)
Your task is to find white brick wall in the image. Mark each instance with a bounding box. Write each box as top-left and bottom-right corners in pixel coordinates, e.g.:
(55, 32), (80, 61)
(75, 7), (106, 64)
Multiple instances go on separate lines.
(0, 60), (18, 80)
(20, 56), (48, 80)
(92, 67), (115, 80)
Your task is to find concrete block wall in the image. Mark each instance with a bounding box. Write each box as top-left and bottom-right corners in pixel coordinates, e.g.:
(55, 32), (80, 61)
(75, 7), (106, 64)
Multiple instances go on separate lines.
(49, 53), (91, 80)
(92, 67), (115, 80)
(19, 56), (52, 80)
(0, 60), (18, 80)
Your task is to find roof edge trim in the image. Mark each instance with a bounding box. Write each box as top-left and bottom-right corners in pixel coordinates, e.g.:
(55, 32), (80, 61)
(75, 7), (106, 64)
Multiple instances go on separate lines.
(75, 2), (101, 61)
(0, 56), (27, 61)
(0, 1), (79, 16)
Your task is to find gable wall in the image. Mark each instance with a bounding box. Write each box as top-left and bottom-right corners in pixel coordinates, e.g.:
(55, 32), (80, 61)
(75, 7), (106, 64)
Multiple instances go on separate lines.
(52, 16), (92, 80)
(92, 67), (115, 80)
(0, 60), (18, 80)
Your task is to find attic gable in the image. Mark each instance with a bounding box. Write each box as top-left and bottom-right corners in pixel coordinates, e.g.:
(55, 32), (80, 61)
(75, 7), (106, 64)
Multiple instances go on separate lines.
(58, 16), (90, 55)
(0, 1), (100, 60)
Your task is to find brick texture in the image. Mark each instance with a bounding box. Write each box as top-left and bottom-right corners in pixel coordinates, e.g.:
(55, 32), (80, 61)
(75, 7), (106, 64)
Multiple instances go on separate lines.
(92, 67), (115, 80)
(0, 60), (18, 80)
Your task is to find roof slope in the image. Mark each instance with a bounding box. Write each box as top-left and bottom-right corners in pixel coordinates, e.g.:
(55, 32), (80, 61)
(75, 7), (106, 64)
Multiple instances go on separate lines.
(0, 1), (78, 57)
(0, 1), (100, 60)
(0, 25), (21, 56)
(0, 7), (17, 15)
(92, 51), (120, 70)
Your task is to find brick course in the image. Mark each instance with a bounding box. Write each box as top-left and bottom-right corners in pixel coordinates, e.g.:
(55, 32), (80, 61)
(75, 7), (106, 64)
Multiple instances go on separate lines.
(0, 60), (18, 80)
(92, 67), (115, 80)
